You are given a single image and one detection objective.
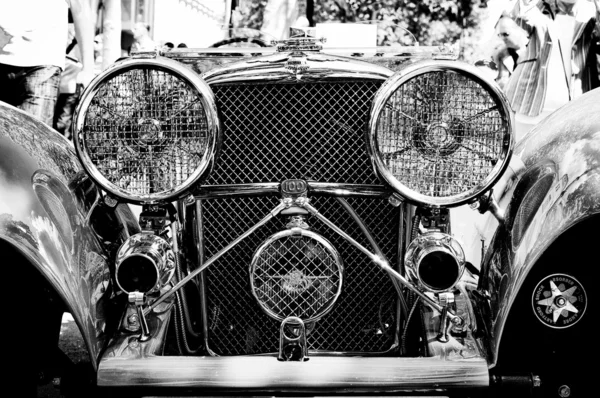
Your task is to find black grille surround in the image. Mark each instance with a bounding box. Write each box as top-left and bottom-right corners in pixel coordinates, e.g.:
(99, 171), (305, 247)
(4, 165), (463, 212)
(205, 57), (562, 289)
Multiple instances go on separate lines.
(201, 80), (401, 355)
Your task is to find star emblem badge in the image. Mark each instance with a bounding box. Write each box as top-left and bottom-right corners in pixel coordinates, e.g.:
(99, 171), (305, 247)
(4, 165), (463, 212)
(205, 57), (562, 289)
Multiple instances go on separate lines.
(532, 274), (587, 328)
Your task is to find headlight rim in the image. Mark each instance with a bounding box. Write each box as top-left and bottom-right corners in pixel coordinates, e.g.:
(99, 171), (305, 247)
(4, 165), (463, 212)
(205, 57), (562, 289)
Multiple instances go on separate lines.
(367, 59), (514, 207)
(249, 229), (344, 323)
(73, 56), (221, 204)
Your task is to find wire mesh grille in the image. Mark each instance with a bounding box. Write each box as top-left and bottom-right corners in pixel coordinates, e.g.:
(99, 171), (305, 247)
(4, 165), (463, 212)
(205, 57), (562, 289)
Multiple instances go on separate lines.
(81, 66), (210, 197)
(208, 81), (381, 185)
(251, 234), (342, 321)
(376, 71), (508, 198)
(203, 196), (399, 355)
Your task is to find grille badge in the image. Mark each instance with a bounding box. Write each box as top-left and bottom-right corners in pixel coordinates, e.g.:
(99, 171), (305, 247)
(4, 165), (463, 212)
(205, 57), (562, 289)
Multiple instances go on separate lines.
(285, 54), (310, 75)
(281, 179), (308, 199)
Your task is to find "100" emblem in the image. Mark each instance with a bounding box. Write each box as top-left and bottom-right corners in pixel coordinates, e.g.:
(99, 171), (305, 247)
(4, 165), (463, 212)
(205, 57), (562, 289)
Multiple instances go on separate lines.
(281, 179), (308, 197)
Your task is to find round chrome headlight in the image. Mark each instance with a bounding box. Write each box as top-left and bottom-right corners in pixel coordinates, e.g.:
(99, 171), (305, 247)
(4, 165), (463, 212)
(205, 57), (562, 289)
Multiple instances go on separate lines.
(73, 57), (220, 204)
(250, 229), (343, 323)
(369, 60), (513, 207)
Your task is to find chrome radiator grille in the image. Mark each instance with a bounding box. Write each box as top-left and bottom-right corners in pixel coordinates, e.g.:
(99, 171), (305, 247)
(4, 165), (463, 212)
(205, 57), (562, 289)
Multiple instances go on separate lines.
(203, 197), (399, 355)
(202, 80), (400, 355)
(207, 81), (381, 184)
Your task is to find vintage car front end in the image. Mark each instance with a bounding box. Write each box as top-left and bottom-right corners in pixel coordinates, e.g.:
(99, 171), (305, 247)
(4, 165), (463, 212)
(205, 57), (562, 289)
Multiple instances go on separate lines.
(3, 32), (596, 397)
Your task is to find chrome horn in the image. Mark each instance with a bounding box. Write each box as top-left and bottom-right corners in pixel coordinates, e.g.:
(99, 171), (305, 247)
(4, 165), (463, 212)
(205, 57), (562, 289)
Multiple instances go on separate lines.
(405, 232), (465, 293)
(115, 233), (176, 295)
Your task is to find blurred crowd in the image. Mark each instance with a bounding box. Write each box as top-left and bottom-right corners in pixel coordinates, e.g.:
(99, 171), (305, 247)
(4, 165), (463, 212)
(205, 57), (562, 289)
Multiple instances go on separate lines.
(488, 0), (600, 141)
(0, 0), (123, 139)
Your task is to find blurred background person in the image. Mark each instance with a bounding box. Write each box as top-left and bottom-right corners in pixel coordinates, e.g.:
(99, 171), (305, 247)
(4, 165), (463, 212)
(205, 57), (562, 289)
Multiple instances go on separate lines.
(53, 22), (83, 138)
(500, 0), (600, 141)
(0, 0), (94, 127)
(54, 30), (104, 139)
(492, 14), (529, 89)
(130, 22), (156, 54)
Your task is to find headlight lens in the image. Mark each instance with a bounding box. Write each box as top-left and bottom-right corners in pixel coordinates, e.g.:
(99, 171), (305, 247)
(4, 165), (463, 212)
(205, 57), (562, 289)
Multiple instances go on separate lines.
(369, 60), (513, 207)
(250, 229), (343, 323)
(73, 57), (220, 204)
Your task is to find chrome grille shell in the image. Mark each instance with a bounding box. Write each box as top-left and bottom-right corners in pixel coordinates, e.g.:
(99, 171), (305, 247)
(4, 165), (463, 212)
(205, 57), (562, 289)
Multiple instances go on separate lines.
(198, 57), (400, 355)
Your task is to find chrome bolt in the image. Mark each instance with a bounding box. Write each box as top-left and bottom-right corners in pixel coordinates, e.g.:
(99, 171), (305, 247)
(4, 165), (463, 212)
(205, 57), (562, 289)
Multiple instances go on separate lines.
(388, 194), (403, 207)
(128, 314), (140, 327)
(558, 385), (571, 398)
(184, 194), (195, 205)
(104, 195), (118, 207)
(282, 198), (293, 207)
(555, 296), (567, 307)
(469, 201), (480, 210)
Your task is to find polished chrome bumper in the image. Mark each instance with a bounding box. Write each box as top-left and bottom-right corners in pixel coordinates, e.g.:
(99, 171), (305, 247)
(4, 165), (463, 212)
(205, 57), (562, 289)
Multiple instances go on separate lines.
(98, 356), (488, 393)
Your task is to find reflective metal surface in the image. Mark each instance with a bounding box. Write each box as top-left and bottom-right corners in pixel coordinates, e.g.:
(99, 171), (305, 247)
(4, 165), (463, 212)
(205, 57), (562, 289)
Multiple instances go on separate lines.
(98, 355), (489, 391)
(115, 233), (175, 294)
(194, 182), (391, 199)
(250, 229), (343, 323)
(73, 56), (221, 204)
(479, 88), (600, 366)
(369, 60), (514, 207)
(404, 232), (465, 293)
(166, 45), (456, 75)
(0, 103), (120, 368)
(202, 51), (393, 85)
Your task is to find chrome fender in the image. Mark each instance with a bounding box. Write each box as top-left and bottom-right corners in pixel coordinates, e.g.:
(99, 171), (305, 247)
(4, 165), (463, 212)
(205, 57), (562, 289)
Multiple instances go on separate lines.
(0, 103), (111, 368)
(478, 88), (600, 367)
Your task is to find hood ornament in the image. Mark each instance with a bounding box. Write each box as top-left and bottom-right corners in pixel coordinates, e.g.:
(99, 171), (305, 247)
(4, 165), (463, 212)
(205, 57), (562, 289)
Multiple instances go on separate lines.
(275, 27), (326, 53)
(274, 28), (327, 78)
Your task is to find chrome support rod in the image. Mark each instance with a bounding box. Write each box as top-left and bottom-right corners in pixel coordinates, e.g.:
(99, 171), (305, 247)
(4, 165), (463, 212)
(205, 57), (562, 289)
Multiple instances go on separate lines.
(145, 201), (288, 315)
(300, 199), (461, 324)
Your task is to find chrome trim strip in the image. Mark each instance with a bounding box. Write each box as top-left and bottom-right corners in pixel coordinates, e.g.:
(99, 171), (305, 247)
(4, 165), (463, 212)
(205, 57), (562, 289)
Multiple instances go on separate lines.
(163, 45), (455, 57)
(308, 182), (390, 197)
(73, 56), (222, 204)
(195, 183), (280, 198)
(195, 199), (213, 355)
(144, 201), (287, 315)
(203, 52), (393, 85)
(194, 183), (390, 199)
(98, 355), (489, 390)
(367, 59), (515, 207)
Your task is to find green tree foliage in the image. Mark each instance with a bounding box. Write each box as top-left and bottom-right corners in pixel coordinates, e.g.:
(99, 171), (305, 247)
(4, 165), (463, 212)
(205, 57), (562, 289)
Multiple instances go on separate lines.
(232, 0), (269, 31)
(313, 0), (485, 60)
(233, 0), (488, 62)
